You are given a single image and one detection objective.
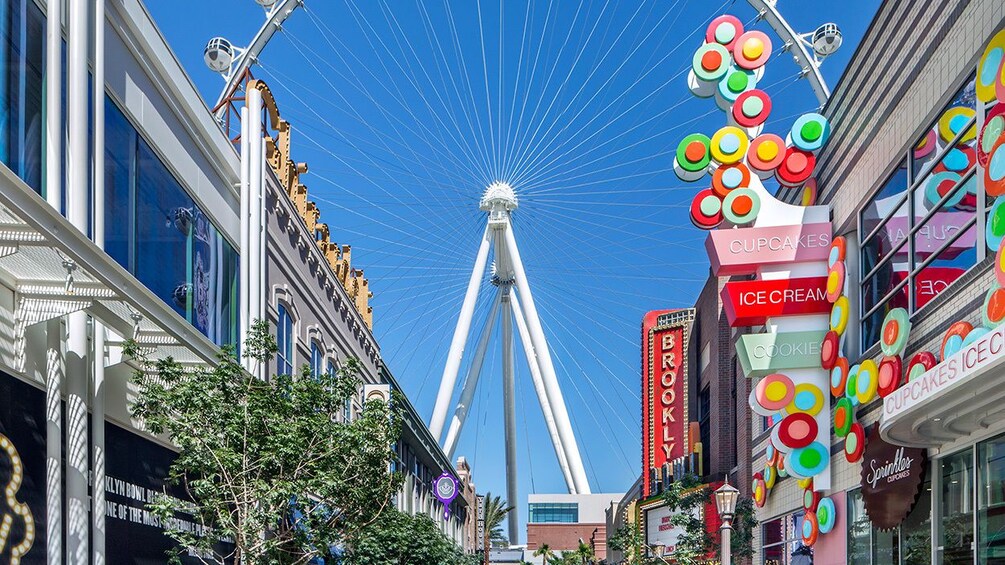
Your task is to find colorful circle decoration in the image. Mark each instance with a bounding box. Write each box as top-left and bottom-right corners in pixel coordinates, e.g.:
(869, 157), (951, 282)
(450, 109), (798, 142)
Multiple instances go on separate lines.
(856, 359), (879, 405)
(845, 423), (865, 462)
(830, 357), (850, 398)
(821, 330), (840, 370)
(722, 187), (761, 225)
(712, 162), (751, 197)
(977, 30), (1005, 103)
(766, 441), (778, 467)
(830, 296), (850, 335)
(877, 355), (903, 398)
(941, 321), (974, 361)
(692, 43), (732, 82)
(756, 373), (796, 412)
(778, 412), (818, 449)
(747, 133), (786, 176)
(706, 15), (745, 50)
(690, 189), (724, 230)
(717, 67), (757, 106)
(801, 512), (819, 547)
(733, 31), (772, 70)
(674, 133), (712, 181)
(979, 104), (1005, 168)
(776, 147), (816, 187)
(777, 455), (788, 478)
(938, 106), (976, 144)
(833, 397), (854, 437)
(907, 352), (937, 382)
(914, 129), (938, 160)
(803, 488), (821, 512)
(817, 498), (837, 534)
(798, 477), (814, 491)
(988, 194), (1005, 251)
(845, 364), (860, 407)
(828, 236), (847, 269)
(764, 464), (778, 489)
(984, 287), (1005, 328)
(880, 307), (911, 357)
(790, 113), (831, 152)
(787, 442), (829, 478)
(753, 474), (767, 507)
(986, 138), (1005, 197)
(998, 242), (1005, 288)
(962, 327), (989, 349)
(787, 383), (825, 416)
(826, 262), (846, 303)
(800, 178), (818, 206)
(710, 126), (749, 164)
(733, 89), (772, 127)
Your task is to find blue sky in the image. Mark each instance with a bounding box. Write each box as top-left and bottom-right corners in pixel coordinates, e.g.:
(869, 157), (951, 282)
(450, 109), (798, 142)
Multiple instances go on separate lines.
(150, 0), (880, 542)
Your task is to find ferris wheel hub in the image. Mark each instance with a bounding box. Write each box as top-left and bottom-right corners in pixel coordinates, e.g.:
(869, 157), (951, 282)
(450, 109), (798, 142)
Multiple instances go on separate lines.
(480, 181), (518, 214)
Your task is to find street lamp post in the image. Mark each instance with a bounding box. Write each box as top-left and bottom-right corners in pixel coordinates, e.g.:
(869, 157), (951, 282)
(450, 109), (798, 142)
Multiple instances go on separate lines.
(714, 478), (740, 565)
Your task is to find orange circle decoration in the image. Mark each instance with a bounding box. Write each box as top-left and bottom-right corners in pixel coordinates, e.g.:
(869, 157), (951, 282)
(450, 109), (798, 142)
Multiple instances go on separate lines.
(830, 296), (850, 335)
(938, 106), (977, 144)
(690, 189), (724, 230)
(776, 147), (816, 187)
(710, 126), (749, 164)
(706, 15), (745, 50)
(941, 321), (974, 361)
(733, 31), (772, 70)
(777, 454), (788, 478)
(833, 397), (854, 437)
(756, 373), (796, 412)
(712, 162), (751, 197)
(977, 30), (1005, 103)
(907, 352), (937, 382)
(826, 262), (846, 303)
(880, 307), (911, 357)
(984, 287), (1005, 328)
(830, 358), (850, 398)
(828, 236), (847, 269)
(801, 512), (819, 547)
(845, 423), (865, 463)
(986, 138), (1005, 198)
(777, 412), (818, 450)
(801, 179), (818, 206)
(733, 89), (772, 127)
(753, 474), (767, 507)
(747, 133), (786, 175)
(803, 488), (821, 512)
(856, 359), (879, 405)
(820, 331), (840, 370)
(877, 355), (903, 398)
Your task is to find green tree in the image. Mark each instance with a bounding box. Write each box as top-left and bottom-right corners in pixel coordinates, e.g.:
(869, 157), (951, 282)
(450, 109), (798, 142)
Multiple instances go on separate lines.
(574, 540), (595, 564)
(342, 508), (474, 565)
(659, 475), (756, 565)
(481, 494), (514, 565)
(534, 543), (556, 565)
(607, 525), (656, 565)
(128, 320), (403, 565)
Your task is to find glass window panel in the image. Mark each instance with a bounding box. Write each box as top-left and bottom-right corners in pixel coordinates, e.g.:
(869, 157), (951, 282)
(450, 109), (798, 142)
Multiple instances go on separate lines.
(277, 304), (293, 376)
(310, 341), (322, 379)
(913, 233), (977, 312)
(861, 163), (910, 243)
(1, 0), (45, 193)
(861, 199), (911, 277)
(912, 77), (977, 179)
(939, 449), (974, 564)
(979, 435), (1005, 564)
(104, 98), (134, 270)
(861, 260), (907, 316)
(903, 474), (933, 565)
(848, 490), (872, 562)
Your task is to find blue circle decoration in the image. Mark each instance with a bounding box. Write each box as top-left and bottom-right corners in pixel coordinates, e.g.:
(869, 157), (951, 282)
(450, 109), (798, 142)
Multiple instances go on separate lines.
(963, 326), (990, 347)
(787, 441), (829, 478)
(925, 171), (966, 209)
(790, 113), (831, 151)
(817, 498), (837, 534)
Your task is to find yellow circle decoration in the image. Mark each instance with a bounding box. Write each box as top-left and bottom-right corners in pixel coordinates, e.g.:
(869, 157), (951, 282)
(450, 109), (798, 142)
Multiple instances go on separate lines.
(710, 126), (749, 165)
(786, 383), (825, 417)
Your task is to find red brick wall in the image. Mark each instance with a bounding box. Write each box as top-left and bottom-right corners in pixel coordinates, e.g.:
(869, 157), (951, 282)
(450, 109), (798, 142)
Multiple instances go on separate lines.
(526, 523), (608, 558)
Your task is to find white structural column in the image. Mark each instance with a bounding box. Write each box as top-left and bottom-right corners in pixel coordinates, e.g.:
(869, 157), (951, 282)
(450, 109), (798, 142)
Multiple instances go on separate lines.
(247, 88), (263, 376)
(45, 0), (61, 210)
(500, 288), (519, 545)
(239, 106), (250, 368)
(503, 219), (590, 494)
(92, 0), (107, 561)
(429, 226), (493, 441)
(443, 291), (501, 459)
(67, 0), (91, 560)
(510, 291), (571, 489)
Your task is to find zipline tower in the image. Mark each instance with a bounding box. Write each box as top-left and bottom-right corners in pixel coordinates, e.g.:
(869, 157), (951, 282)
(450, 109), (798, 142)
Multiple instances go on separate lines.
(429, 182), (590, 539)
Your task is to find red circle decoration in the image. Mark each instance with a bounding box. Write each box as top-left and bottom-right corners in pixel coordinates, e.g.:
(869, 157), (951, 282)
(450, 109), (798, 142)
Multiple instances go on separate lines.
(776, 147), (816, 187)
(690, 189), (723, 230)
(733, 31), (772, 70)
(877, 355), (903, 398)
(845, 423), (866, 463)
(830, 357), (849, 397)
(820, 331), (840, 370)
(941, 321), (974, 360)
(712, 162), (752, 198)
(747, 133), (786, 175)
(753, 474), (767, 507)
(778, 412), (818, 450)
(803, 487), (821, 512)
(833, 397), (854, 437)
(733, 89), (772, 127)
(907, 352), (938, 382)
(984, 287), (1005, 328)
(706, 15), (745, 50)
(801, 511), (819, 546)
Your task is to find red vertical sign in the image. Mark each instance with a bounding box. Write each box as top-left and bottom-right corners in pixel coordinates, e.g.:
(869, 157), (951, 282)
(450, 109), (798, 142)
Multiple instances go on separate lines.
(642, 310), (691, 498)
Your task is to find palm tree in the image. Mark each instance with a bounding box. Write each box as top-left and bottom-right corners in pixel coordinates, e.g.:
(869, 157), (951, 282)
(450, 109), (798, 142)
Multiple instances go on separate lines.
(534, 543), (556, 565)
(574, 540), (595, 565)
(482, 493), (514, 565)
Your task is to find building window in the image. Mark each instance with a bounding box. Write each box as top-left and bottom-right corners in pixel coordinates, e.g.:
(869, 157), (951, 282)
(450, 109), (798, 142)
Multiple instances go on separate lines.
(858, 74), (985, 351)
(277, 304), (293, 376)
(762, 511), (812, 565)
(0, 0), (46, 194)
(698, 385), (711, 477)
(527, 502), (578, 523)
(979, 435), (1005, 563)
(846, 480), (932, 565)
(939, 448), (974, 564)
(310, 340), (323, 379)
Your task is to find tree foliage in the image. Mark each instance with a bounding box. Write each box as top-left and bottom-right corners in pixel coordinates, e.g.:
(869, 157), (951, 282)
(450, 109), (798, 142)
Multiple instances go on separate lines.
(659, 474), (756, 565)
(128, 320), (403, 564)
(480, 493), (514, 565)
(342, 508), (475, 565)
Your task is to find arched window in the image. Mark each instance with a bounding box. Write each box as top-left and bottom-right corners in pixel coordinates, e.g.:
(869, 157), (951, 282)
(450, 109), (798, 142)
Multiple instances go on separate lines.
(277, 303), (294, 376)
(310, 341), (324, 379)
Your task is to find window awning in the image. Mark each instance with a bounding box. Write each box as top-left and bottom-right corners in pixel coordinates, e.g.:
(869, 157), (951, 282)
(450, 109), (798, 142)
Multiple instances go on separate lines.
(880, 323), (1005, 448)
(0, 166), (220, 368)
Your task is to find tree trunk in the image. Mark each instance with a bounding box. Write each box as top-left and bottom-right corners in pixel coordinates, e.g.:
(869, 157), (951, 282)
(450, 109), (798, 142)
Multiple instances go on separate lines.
(484, 530), (489, 565)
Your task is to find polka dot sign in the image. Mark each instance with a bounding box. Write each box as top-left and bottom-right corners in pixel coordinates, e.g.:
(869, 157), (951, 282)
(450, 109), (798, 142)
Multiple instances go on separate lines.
(778, 412), (818, 449)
